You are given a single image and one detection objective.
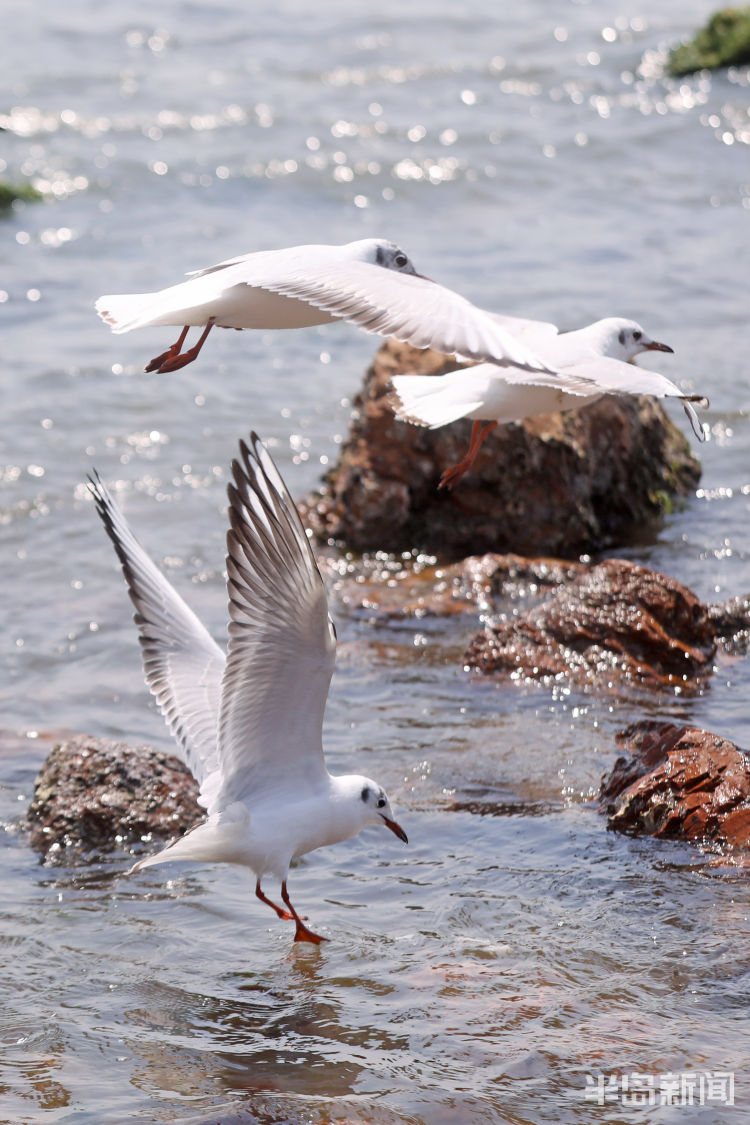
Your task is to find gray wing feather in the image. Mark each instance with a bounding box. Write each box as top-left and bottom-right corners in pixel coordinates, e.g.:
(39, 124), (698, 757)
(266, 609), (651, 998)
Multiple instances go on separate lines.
(242, 260), (552, 372)
(212, 434), (334, 812)
(567, 357), (708, 440)
(89, 475), (224, 793)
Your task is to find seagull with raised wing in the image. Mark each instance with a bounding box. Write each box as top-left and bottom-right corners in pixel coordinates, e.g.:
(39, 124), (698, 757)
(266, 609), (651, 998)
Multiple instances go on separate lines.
(89, 433), (408, 944)
(390, 317), (707, 489)
(95, 238), (551, 375)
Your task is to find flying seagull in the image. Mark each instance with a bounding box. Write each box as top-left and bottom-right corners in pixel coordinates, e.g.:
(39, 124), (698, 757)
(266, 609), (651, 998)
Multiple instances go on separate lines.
(390, 317), (707, 489)
(89, 433), (408, 943)
(95, 238), (551, 375)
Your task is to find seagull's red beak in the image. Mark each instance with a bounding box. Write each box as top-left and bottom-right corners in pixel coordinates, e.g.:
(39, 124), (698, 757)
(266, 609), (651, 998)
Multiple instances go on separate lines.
(381, 815), (408, 843)
(645, 339), (674, 353)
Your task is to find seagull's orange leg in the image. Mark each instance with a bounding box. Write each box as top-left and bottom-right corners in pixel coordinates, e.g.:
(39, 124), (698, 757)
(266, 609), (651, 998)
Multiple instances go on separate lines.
(153, 318), (216, 374)
(438, 419), (498, 490)
(255, 878), (295, 920)
(281, 881), (327, 944)
(145, 325), (190, 373)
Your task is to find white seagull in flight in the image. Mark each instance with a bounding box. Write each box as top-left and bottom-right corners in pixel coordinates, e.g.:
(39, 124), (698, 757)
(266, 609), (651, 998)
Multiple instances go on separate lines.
(89, 433), (408, 944)
(95, 238), (551, 375)
(390, 316), (707, 489)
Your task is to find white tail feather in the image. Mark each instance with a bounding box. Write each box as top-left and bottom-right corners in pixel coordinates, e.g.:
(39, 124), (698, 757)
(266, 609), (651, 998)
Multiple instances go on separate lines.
(129, 802), (250, 873)
(391, 373), (483, 429)
(95, 293), (161, 333)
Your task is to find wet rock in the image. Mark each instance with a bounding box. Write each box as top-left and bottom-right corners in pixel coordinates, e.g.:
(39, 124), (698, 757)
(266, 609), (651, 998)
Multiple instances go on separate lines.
(27, 734), (203, 860)
(668, 7), (750, 76)
(464, 558), (716, 692)
(456, 552), (584, 610)
(298, 339), (701, 560)
(706, 593), (750, 652)
(601, 720), (750, 849)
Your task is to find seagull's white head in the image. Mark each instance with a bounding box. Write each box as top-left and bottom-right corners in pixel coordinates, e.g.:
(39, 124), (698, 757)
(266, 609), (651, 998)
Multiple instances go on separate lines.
(348, 238), (418, 276)
(593, 317), (674, 363)
(334, 774), (408, 843)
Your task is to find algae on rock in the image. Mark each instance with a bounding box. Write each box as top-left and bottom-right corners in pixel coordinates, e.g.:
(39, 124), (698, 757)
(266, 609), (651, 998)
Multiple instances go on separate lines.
(0, 181), (43, 210)
(668, 7), (750, 75)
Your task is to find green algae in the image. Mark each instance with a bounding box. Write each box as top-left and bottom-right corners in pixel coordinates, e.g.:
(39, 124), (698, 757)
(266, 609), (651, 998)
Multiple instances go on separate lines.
(668, 7), (750, 75)
(0, 181), (43, 210)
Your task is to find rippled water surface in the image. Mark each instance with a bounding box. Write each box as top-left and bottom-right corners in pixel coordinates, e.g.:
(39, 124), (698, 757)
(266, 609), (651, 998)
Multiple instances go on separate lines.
(2, 1), (750, 1121)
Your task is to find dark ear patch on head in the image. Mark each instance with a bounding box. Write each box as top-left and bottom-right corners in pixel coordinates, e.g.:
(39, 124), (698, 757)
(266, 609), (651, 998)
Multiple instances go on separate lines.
(618, 329), (626, 346)
(361, 786), (371, 802)
(375, 245), (385, 266)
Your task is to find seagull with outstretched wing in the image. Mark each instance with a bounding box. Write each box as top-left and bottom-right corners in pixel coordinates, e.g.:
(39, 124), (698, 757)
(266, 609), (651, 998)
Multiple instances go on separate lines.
(89, 433), (407, 944)
(95, 238), (552, 375)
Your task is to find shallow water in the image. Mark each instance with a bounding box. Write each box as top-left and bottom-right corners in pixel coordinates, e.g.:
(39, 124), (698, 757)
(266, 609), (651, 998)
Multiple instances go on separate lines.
(2, 1), (750, 1121)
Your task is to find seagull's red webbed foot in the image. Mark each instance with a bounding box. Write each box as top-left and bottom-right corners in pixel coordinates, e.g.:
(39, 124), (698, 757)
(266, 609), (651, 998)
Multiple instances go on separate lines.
(437, 419), (498, 491)
(438, 458), (473, 490)
(256, 879), (297, 921)
(148, 318), (216, 374)
(145, 326), (190, 373)
(281, 880), (327, 944)
(293, 919), (327, 944)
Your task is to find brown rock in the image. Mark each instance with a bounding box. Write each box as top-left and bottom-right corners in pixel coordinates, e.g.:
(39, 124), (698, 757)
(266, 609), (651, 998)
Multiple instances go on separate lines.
(601, 721), (750, 848)
(456, 552), (584, 609)
(707, 594), (750, 651)
(464, 558), (716, 692)
(599, 720), (686, 802)
(298, 339), (701, 559)
(27, 734), (203, 860)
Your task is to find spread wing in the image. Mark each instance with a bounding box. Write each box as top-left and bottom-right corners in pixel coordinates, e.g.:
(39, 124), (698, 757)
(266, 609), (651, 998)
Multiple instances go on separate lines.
(240, 259), (552, 372)
(97, 238), (554, 374)
(566, 356), (707, 440)
(209, 434), (335, 813)
(89, 475), (224, 795)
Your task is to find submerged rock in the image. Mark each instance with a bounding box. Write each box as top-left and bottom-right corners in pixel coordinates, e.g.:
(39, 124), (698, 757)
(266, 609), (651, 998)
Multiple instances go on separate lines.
(319, 549), (583, 621)
(27, 734), (202, 860)
(668, 7), (750, 76)
(464, 558), (716, 692)
(601, 721), (750, 849)
(298, 339), (701, 560)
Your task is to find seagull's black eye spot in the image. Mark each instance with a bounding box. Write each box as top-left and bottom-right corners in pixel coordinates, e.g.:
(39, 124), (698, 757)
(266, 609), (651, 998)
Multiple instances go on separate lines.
(394, 252), (408, 268)
(618, 329), (626, 346)
(633, 330), (642, 341)
(361, 786), (371, 802)
(377, 796), (387, 809)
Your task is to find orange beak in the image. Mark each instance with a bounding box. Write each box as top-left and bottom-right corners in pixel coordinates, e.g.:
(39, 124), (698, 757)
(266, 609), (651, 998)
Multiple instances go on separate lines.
(381, 815), (408, 843)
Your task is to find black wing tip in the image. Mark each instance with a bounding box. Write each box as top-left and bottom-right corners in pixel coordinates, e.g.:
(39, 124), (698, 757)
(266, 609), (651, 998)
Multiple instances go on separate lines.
(87, 469), (117, 530)
(86, 471), (143, 583)
(86, 468), (104, 500)
(233, 432), (264, 491)
(228, 432), (323, 581)
(230, 431), (288, 517)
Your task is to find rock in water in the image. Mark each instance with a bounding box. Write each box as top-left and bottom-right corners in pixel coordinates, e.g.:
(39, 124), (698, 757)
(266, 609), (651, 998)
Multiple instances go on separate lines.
(298, 340), (701, 559)
(464, 558), (716, 692)
(26, 734), (203, 860)
(601, 721), (750, 849)
(668, 7), (750, 76)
